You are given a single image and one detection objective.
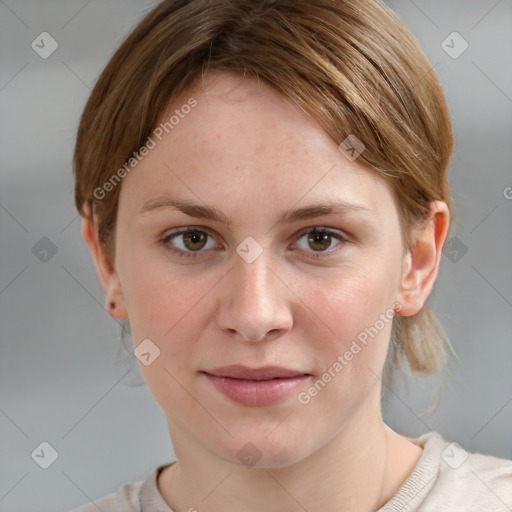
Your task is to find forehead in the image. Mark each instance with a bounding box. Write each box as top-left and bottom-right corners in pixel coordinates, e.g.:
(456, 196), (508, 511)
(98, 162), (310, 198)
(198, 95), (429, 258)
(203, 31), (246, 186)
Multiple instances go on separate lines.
(171, 70), (327, 155)
(118, 71), (398, 224)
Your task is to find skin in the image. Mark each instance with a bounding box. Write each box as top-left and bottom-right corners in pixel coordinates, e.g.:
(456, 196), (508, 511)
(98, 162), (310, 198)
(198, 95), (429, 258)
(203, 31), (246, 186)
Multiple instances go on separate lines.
(83, 70), (450, 512)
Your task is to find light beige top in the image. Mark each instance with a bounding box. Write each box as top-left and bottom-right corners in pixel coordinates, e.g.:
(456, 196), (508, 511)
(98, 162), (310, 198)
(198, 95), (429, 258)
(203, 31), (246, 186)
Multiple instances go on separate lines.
(69, 431), (512, 511)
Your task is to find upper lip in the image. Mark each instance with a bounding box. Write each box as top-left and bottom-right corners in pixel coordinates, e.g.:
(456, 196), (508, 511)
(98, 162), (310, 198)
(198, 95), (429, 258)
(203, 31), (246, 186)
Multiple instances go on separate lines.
(203, 365), (309, 380)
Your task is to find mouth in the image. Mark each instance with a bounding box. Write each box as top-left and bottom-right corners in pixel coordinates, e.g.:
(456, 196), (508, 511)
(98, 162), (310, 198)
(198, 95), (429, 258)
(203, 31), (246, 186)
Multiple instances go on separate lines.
(201, 365), (312, 406)
(203, 364), (311, 380)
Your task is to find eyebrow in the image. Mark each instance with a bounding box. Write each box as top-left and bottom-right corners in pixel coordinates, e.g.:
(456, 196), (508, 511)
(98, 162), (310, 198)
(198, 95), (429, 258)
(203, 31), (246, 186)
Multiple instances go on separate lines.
(138, 198), (376, 228)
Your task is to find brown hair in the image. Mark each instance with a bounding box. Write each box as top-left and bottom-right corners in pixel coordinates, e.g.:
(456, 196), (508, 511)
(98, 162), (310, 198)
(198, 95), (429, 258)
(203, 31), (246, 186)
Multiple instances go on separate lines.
(73, 0), (457, 408)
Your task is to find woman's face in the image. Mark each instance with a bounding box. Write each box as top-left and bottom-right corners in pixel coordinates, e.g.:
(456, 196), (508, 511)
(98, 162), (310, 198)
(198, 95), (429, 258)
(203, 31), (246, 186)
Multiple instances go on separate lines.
(111, 71), (412, 466)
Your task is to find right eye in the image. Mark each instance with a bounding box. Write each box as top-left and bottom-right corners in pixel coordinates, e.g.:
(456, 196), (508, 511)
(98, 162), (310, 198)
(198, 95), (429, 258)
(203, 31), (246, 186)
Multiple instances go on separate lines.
(160, 227), (221, 259)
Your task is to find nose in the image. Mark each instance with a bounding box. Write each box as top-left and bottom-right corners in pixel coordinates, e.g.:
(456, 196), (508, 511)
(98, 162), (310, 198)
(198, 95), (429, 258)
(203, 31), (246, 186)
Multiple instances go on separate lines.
(215, 248), (294, 342)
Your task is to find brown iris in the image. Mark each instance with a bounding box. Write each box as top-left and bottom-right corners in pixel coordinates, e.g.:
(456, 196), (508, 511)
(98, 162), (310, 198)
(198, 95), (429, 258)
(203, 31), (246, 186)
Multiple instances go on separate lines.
(182, 231), (208, 251)
(308, 232), (332, 251)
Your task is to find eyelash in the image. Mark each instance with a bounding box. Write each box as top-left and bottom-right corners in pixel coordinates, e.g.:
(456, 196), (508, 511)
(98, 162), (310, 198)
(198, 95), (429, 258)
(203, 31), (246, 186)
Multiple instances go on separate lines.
(159, 226), (349, 260)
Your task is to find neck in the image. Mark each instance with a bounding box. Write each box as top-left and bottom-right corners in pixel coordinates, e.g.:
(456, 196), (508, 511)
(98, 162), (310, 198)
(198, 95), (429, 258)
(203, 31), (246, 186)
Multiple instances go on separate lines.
(158, 391), (422, 512)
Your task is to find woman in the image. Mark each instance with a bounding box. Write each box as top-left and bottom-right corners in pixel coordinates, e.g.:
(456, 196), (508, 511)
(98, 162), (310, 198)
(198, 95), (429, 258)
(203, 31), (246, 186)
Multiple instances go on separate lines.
(70, 0), (512, 510)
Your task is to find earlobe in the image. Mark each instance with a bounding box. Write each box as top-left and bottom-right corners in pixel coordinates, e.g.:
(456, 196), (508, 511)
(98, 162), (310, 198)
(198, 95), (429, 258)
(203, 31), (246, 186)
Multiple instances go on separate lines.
(396, 201), (450, 317)
(81, 210), (128, 320)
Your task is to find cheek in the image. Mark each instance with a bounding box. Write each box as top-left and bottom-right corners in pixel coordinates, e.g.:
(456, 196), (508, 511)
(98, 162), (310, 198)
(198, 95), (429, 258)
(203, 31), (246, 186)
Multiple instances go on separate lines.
(300, 261), (397, 340)
(121, 258), (219, 410)
(119, 247), (220, 342)
(297, 264), (397, 388)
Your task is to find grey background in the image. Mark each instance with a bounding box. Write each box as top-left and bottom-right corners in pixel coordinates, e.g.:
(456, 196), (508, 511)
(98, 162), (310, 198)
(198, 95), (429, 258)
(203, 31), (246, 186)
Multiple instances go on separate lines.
(0, 1), (511, 511)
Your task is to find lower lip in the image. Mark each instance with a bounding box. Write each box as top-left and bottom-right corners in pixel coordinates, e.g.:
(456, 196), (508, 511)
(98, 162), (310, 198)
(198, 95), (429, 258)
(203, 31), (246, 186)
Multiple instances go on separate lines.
(204, 373), (311, 406)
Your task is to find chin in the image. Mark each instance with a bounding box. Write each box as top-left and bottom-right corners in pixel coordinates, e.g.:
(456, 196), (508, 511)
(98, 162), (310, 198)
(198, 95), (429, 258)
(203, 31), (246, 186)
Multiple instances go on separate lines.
(213, 434), (311, 470)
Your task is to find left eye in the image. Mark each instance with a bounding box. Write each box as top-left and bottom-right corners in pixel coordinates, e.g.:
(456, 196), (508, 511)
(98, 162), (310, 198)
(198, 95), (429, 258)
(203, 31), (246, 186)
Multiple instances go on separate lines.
(293, 227), (346, 254)
(160, 227), (347, 259)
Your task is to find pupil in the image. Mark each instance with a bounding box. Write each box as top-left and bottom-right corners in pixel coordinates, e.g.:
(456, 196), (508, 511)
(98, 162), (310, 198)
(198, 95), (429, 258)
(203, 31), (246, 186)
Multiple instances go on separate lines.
(185, 232), (206, 250)
(310, 233), (330, 251)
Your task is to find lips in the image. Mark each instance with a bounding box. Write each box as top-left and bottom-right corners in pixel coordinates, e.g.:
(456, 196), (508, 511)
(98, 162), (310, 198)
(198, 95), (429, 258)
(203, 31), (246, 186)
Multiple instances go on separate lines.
(201, 365), (312, 406)
(203, 365), (309, 380)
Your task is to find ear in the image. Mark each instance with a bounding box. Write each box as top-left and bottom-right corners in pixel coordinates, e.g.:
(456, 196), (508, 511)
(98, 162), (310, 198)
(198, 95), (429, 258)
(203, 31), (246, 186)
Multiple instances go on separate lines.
(396, 201), (450, 316)
(81, 206), (128, 320)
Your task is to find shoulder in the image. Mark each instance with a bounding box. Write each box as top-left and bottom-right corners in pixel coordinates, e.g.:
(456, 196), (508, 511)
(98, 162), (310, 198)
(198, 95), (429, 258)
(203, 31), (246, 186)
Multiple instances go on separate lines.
(422, 434), (512, 511)
(68, 478), (144, 512)
(379, 431), (512, 512)
(67, 463), (174, 512)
